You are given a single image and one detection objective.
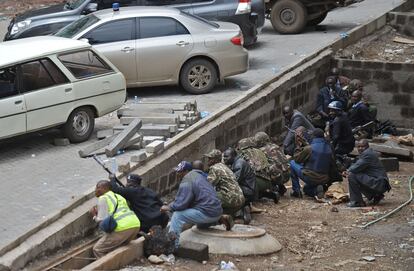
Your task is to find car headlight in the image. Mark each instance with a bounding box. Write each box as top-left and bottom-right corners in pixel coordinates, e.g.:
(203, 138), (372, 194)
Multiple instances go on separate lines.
(10, 19), (31, 35)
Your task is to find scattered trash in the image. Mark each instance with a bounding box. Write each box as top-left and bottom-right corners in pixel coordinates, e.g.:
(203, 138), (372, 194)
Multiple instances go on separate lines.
(325, 183), (349, 204)
(148, 255), (164, 264)
(200, 111), (210, 118)
(360, 248), (369, 253)
(220, 260), (237, 270)
(361, 256), (376, 262)
(202, 260), (207, 265)
(393, 36), (414, 45)
(159, 254), (175, 265)
(340, 32), (349, 39)
(31, 154), (36, 158)
(330, 207), (339, 212)
(399, 243), (414, 249)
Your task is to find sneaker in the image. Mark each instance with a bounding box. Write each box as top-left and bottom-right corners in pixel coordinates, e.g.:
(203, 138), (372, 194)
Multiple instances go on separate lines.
(369, 194), (384, 205)
(290, 190), (303, 198)
(315, 185), (324, 200)
(219, 215), (234, 231)
(242, 205), (251, 225)
(346, 201), (366, 208)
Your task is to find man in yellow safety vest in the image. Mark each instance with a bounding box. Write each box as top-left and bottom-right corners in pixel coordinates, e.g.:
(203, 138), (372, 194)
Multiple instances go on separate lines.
(90, 180), (140, 258)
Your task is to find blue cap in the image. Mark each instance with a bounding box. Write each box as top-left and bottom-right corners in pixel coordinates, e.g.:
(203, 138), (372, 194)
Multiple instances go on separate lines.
(112, 2), (120, 11)
(174, 161), (192, 172)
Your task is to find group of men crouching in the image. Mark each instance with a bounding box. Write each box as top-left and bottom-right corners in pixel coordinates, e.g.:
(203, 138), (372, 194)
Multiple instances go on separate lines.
(89, 68), (392, 259)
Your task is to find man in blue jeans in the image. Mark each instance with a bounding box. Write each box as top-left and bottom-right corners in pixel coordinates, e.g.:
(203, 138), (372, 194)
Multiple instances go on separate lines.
(160, 161), (225, 247)
(290, 128), (334, 199)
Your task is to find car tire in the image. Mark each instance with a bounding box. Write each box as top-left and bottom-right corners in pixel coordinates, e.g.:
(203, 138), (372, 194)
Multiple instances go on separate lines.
(180, 58), (217, 94)
(63, 107), (95, 143)
(270, 0), (307, 34)
(307, 12), (328, 26)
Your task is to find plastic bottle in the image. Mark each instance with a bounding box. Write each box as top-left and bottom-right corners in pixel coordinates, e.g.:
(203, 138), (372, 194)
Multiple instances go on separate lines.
(134, 96), (138, 104)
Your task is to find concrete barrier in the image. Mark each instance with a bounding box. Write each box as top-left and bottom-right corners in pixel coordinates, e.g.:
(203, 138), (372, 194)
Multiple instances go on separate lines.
(1, 1), (412, 270)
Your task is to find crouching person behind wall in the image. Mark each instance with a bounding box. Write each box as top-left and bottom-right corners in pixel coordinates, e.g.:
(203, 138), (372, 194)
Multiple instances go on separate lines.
(90, 180), (140, 258)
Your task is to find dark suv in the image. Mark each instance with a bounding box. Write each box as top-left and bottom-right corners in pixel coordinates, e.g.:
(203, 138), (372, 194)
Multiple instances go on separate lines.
(4, 0), (265, 46)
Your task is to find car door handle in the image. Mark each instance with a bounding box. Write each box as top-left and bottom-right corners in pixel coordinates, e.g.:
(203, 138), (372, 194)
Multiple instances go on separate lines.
(14, 100), (22, 105)
(121, 47), (135, 53)
(176, 41), (189, 46)
(65, 88), (72, 92)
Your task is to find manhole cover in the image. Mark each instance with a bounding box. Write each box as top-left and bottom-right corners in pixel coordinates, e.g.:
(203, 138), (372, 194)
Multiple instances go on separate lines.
(192, 224), (266, 238)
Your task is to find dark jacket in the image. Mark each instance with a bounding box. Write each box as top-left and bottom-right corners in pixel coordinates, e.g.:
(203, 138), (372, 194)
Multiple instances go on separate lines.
(283, 110), (314, 155)
(110, 178), (163, 228)
(316, 86), (348, 115)
(170, 170), (222, 218)
(348, 101), (373, 128)
(329, 112), (355, 155)
(349, 148), (391, 192)
(230, 156), (256, 197)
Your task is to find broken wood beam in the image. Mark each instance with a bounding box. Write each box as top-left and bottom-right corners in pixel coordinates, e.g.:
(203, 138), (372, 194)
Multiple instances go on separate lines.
(370, 143), (413, 160)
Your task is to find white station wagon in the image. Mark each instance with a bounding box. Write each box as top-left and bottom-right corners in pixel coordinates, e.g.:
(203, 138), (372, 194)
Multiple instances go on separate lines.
(0, 36), (126, 142)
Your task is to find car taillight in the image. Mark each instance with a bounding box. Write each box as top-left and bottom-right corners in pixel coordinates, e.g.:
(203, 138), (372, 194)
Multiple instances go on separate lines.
(236, 0), (251, 14)
(231, 33), (244, 46)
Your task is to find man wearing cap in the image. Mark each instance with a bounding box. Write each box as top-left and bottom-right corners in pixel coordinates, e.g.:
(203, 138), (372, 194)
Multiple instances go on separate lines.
(328, 101), (355, 156)
(160, 161), (223, 247)
(316, 76), (348, 121)
(90, 180), (140, 258)
(109, 174), (168, 232)
(205, 149), (245, 218)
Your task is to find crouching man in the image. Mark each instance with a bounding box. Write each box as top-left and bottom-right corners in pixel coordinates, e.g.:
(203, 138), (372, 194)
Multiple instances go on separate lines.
(161, 161), (223, 247)
(90, 180), (140, 258)
(344, 139), (391, 207)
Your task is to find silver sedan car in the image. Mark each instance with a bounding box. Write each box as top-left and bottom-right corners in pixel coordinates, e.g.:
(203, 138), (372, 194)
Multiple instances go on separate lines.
(55, 6), (248, 94)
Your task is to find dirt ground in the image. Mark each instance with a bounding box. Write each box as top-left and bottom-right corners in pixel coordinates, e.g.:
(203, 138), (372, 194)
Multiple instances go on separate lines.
(336, 25), (414, 63)
(126, 160), (414, 271)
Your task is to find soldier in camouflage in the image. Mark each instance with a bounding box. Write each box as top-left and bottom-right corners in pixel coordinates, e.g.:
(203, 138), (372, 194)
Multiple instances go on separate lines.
(237, 138), (280, 203)
(254, 131), (291, 196)
(205, 149), (245, 216)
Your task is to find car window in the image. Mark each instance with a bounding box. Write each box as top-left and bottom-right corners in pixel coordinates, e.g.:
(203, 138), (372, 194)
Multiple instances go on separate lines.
(95, 0), (138, 8)
(58, 49), (113, 79)
(0, 67), (18, 99)
(66, 0), (88, 10)
(83, 19), (134, 44)
(20, 60), (59, 93)
(180, 11), (219, 28)
(139, 17), (189, 39)
(143, 0), (191, 5)
(41, 59), (69, 85)
(55, 14), (100, 38)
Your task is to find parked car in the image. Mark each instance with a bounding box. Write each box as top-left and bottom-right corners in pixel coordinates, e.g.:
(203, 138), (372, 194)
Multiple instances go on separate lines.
(0, 36), (126, 142)
(55, 7), (248, 94)
(4, 0), (265, 46)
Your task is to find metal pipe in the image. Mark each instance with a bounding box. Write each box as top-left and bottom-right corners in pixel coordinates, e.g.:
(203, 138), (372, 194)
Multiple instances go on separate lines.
(361, 176), (413, 229)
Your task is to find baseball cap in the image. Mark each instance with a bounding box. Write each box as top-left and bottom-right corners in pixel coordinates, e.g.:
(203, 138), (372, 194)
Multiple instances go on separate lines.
(174, 161), (192, 172)
(204, 149), (222, 159)
(127, 174), (142, 185)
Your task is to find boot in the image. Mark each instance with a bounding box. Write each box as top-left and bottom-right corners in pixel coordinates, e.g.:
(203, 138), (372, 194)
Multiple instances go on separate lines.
(219, 214), (234, 231)
(242, 205), (251, 225)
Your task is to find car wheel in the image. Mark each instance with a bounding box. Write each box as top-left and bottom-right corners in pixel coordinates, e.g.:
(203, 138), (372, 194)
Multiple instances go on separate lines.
(180, 59), (217, 94)
(270, 0), (307, 34)
(307, 12), (328, 26)
(63, 107), (95, 143)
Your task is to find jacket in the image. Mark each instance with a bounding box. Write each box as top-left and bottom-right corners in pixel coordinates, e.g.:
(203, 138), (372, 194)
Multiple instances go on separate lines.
(329, 112), (355, 153)
(230, 156), (256, 197)
(170, 170), (222, 218)
(316, 86), (348, 115)
(283, 110), (314, 155)
(348, 101), (373, 128)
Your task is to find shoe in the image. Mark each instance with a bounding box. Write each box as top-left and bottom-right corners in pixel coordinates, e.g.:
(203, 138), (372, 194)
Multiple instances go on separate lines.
(278, 184), (287, 196)
(315, 185), (324, 200)
(219, 215), (234, 231)
(290, 190), (303, 198)
(369, 194), (384, 205)
(346, 201), (366, 208)
(242, 205), (251, 225)
(272, 191), (280, 204)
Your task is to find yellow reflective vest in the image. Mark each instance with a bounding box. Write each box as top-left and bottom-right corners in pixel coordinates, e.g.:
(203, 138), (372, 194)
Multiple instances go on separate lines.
(100, 191), (140, 232)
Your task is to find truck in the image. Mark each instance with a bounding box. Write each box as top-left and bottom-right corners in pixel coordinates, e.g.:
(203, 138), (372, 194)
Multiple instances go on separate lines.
(264, 0), (360, 34)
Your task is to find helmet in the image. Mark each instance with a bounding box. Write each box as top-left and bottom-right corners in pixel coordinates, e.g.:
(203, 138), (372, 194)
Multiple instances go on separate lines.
(204, 149), (222, 160)
(238, 137), (256, 150)
(254, 132), (270, 147)
(328, 101), (343, 110)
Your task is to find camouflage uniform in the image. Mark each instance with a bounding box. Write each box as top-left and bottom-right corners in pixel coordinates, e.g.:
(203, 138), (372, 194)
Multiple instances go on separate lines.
(254, 132), (290, 185)
(237, 138), (276, 200)
(206, 150), (245, 215)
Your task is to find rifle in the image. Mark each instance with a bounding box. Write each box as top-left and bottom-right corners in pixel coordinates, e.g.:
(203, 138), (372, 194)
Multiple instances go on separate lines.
(92, 154), (125, 187)
(352, 121), (375, 134)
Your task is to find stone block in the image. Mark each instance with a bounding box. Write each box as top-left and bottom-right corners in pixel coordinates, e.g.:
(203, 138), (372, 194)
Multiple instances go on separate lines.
(175, 241), (209, 262)
(143, 136), (165, 146)
(379, 157), (399, 172)
(105, 119), (142, 157)
(145, 140), (165, 153)
(130, 150), (147, 163)
(121, 116), (179, 125)
(97, 129), (114, 139)
(140, 125), (172, 137)
(373, 70), (392, 80)
(362, 61), (384, 70)
(118, 162), (131, 174)
(53, 138), (70, 146)
(392, 94), (411, 106)
(370, 143), (413, 160)
(78, 134), (118, 158)
(385, 63), (403, 71)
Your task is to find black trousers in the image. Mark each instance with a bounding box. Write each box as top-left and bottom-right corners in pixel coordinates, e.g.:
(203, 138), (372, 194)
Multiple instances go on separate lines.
(348, 172), (388, 202)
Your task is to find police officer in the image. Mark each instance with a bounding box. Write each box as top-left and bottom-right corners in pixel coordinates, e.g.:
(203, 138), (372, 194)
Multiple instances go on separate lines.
(328, 101), (355, 156)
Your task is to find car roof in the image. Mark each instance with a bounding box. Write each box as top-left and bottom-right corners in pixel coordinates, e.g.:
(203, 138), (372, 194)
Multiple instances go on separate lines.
(0, 36), (91, 67)
(93, 6), (182, 20)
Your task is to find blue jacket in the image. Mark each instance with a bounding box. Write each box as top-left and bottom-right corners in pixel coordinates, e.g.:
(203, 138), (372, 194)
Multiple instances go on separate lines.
(170, 169), (222, 218)
(304, 138), (332, 174)
(316, 86), (348, 115)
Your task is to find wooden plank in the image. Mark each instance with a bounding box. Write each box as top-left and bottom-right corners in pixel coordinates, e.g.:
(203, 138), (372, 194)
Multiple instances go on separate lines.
(370, 143), (413, 160)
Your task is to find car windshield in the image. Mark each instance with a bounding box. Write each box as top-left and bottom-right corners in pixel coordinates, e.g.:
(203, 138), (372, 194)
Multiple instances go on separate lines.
(65, 0), (87, 10)
(180, 11), (219, 28)
(55, 14), (100, 38)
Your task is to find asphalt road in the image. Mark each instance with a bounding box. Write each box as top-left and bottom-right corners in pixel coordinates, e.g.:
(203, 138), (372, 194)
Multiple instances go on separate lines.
(0, 0), (404, 249)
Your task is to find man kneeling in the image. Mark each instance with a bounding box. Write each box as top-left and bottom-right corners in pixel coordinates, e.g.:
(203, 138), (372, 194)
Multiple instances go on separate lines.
(161, 161), (223, 247)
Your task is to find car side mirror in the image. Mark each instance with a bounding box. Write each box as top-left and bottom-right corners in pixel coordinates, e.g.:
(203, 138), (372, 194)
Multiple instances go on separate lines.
(82, 3), (98, 14)
(79, 38), (90, 44)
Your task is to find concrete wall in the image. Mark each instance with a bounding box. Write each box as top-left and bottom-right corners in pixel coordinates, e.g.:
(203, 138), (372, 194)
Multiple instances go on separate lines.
(388, 11), (414, 36)
(333, 58), (414, 128)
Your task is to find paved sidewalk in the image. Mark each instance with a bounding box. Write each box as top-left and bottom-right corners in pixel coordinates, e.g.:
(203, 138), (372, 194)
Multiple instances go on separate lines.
(0, 0), (405, 249)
